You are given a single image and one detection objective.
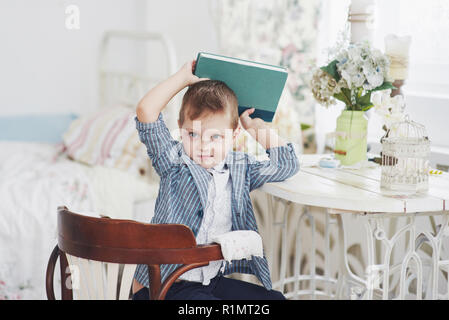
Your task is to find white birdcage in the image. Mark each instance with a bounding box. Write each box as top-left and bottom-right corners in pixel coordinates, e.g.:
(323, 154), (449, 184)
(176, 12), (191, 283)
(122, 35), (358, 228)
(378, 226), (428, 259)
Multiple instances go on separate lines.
(380, 115), (430, 194)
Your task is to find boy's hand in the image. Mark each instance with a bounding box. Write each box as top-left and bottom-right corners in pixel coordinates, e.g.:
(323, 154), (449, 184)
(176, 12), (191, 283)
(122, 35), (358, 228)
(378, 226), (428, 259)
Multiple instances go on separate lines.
(137, 60), (208, 123)
(179, 60), (209, 87)
(240, 108), (287, 149)
(240, 108), (267, 132)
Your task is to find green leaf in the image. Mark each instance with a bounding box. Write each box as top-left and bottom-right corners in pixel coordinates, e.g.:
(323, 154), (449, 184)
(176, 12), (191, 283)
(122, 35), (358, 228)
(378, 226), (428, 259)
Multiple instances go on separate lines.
(354, 90), (374, 112)
(334, 93), (350, 106)
(334, 92), (347, 104)
(320, 60), (341, 82)
(334, 87), (353, 108)
(300, 123), (312, 131)
(356, 91), (372, 106)
(370, 81), (397, 92)
(361, 104), (374, 112)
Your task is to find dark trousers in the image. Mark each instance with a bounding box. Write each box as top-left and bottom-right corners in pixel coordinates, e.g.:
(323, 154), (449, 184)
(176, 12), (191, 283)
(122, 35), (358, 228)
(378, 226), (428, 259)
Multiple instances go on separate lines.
(132, 275), (286, 300)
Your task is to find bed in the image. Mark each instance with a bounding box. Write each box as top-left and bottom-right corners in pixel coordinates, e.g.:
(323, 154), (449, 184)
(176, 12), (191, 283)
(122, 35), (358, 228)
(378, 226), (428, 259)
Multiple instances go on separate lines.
(0, 30), (177, 299)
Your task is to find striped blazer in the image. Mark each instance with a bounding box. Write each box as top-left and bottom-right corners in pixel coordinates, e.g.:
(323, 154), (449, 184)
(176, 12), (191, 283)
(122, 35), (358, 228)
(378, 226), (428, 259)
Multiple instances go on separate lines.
(133, 112), (300, 290)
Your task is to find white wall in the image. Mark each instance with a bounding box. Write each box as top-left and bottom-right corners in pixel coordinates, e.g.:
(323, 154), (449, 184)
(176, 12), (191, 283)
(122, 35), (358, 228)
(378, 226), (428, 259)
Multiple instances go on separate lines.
(0, 0), (146, 116)
(144, 0), (219, 70)
(0, 0), (219, 117)
(143, 0), (219, 116)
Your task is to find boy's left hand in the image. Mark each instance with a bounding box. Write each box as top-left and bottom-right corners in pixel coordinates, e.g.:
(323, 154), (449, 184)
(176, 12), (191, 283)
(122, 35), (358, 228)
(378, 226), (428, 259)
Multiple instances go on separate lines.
(239, 108), (267, 132)
(240, 108), (287, 149)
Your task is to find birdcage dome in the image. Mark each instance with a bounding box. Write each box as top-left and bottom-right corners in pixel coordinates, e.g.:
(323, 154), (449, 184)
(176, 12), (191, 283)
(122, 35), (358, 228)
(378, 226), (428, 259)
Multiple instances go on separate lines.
(380, 115), (430, 193)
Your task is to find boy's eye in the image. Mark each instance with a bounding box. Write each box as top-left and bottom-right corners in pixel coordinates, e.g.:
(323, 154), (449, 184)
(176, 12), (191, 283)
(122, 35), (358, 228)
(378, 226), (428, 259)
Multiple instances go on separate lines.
(212, 134), (222, 140)
(189, 132), (198, 138)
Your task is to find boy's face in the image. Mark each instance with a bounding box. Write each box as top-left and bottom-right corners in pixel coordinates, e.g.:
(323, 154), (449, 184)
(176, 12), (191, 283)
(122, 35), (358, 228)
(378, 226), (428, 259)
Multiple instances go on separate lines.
(178, 110), (240, 169)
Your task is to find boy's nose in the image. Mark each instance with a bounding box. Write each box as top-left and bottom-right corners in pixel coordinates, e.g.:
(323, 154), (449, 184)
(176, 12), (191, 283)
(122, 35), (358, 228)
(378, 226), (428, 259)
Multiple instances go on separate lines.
(200, 137), (212, 146)
(200, 142), (212, 153)
(201, 146), (211, 153)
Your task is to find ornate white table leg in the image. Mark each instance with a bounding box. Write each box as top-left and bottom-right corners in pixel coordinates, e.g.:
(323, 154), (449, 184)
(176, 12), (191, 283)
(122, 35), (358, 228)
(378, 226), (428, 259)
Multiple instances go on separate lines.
(354, 212), (449, 300)
(289, 206), (336, 299)
(331, 210), (367, 299)
(278, 199), (290, 293)
(265, 193), (291, 294)
(324, 210), (333, 297)
(292, 208), (304, 299)
(266, 194), (338, 299)
(417, 214), (449, 299)
(362, 215), (419, 300)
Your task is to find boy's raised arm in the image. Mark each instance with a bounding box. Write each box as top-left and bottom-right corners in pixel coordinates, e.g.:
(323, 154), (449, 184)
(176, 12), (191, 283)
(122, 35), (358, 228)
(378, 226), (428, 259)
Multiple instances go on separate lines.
(136, 60), (207, 123)
(239, 108), (288, 150)
(135, 60), (208, 177)
(239, 108), (300, 191)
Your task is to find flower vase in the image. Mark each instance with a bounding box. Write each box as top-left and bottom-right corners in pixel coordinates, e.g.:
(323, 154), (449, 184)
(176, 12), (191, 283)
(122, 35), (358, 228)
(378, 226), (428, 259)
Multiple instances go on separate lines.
(334, 110), (368, 165)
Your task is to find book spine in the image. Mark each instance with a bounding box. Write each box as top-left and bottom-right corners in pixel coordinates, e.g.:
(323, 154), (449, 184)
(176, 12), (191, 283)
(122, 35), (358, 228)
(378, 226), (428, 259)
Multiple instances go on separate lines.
(193, 52), (203, 76)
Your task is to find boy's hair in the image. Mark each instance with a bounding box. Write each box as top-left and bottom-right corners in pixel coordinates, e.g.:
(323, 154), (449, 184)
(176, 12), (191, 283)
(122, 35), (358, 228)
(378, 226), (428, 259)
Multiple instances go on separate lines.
(179, 80), (239, 130)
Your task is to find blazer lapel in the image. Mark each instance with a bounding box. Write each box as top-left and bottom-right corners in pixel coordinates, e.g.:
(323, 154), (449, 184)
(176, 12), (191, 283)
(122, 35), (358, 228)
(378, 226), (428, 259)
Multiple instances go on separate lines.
(226, 152), (246, 227)
(179, 148), (212, 211)
(178, 147), (247, 228)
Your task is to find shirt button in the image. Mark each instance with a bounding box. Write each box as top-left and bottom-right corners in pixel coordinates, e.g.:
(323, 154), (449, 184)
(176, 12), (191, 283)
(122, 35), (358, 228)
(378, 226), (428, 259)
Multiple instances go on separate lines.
(197, 209), (203, 217)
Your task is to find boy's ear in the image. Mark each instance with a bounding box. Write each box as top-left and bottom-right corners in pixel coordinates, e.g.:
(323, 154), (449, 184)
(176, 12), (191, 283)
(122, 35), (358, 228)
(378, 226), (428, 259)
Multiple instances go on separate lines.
(177, 119), (181, 128)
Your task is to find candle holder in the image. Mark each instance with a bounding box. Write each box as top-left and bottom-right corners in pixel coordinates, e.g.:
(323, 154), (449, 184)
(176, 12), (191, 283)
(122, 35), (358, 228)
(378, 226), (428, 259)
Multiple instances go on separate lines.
(391, 80), (405, 97)
(348, 0), (376, 44)
(385, 34), (412, 86)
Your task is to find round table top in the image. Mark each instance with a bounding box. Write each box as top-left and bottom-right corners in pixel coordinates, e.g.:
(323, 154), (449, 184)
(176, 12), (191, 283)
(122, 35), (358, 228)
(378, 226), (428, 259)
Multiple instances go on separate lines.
(261, 154), (449, 214)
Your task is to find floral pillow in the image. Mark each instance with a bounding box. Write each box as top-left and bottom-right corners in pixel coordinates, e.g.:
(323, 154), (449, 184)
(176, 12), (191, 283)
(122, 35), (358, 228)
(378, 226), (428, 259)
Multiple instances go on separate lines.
(62, 106), (157, 183)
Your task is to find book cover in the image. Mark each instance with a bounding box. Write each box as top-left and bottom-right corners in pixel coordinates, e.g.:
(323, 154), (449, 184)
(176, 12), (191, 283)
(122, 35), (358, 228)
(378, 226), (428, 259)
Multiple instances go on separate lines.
(193, 52), (288, 123)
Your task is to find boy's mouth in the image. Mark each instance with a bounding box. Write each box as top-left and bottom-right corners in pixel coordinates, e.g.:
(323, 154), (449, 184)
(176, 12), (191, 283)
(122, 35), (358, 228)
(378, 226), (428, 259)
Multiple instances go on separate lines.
(200, 155), (213, 160)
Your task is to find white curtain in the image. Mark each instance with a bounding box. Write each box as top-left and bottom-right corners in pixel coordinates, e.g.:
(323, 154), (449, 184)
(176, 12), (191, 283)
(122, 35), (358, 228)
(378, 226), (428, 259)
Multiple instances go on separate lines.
(209, 0), (322, 154)
(314, 0), (351, 154)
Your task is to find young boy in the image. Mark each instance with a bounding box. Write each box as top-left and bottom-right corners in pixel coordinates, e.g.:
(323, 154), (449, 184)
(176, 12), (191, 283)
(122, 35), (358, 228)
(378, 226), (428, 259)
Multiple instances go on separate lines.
(132, 60), (300, 300)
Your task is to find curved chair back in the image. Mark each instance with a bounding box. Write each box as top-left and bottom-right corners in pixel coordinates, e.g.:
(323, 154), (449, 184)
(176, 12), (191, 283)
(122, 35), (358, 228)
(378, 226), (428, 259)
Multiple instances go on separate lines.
(46, 206), (222, 300)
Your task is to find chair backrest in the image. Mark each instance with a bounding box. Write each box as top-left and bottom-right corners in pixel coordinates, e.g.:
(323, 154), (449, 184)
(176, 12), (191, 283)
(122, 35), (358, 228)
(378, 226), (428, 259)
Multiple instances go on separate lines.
(46, 206), (222, 300)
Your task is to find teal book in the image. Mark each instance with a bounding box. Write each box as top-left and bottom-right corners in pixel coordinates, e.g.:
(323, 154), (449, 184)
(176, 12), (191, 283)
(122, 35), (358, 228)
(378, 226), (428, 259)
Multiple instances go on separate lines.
(193, 52), (288, 123)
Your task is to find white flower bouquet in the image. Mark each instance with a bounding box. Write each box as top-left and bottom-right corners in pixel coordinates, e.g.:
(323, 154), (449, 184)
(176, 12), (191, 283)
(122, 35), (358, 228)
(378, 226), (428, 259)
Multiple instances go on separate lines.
(311, 41), (396, 111)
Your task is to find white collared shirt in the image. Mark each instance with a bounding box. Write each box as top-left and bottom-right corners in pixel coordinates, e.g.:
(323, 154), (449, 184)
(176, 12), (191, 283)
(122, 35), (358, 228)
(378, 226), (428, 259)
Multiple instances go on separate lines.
(178, 158), (232, 284)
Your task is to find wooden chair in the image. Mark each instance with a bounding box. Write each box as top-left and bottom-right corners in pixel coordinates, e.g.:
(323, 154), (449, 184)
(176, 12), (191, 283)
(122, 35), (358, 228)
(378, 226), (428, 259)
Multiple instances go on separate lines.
(46, 206), (223, 300)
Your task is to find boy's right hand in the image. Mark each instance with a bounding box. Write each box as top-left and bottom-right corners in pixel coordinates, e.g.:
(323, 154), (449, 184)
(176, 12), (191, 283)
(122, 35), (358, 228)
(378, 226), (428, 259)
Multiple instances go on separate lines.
(179, 60), (209, 87)
(136, 59), (209, 124)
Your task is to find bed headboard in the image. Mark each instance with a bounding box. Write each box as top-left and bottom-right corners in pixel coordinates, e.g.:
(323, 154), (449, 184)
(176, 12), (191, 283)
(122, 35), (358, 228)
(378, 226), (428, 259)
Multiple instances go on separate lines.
(98, 30), (179, 129)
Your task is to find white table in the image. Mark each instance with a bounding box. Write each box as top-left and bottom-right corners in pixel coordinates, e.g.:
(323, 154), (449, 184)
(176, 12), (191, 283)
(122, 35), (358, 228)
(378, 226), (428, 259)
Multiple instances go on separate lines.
(260, 154), (449, 300)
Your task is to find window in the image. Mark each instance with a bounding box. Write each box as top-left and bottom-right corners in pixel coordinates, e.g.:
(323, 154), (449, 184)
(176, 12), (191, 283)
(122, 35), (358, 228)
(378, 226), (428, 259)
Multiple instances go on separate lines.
(316, 0), (449, 169)
(374, 0), (449, 95)
(372, 0), (449, 159)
